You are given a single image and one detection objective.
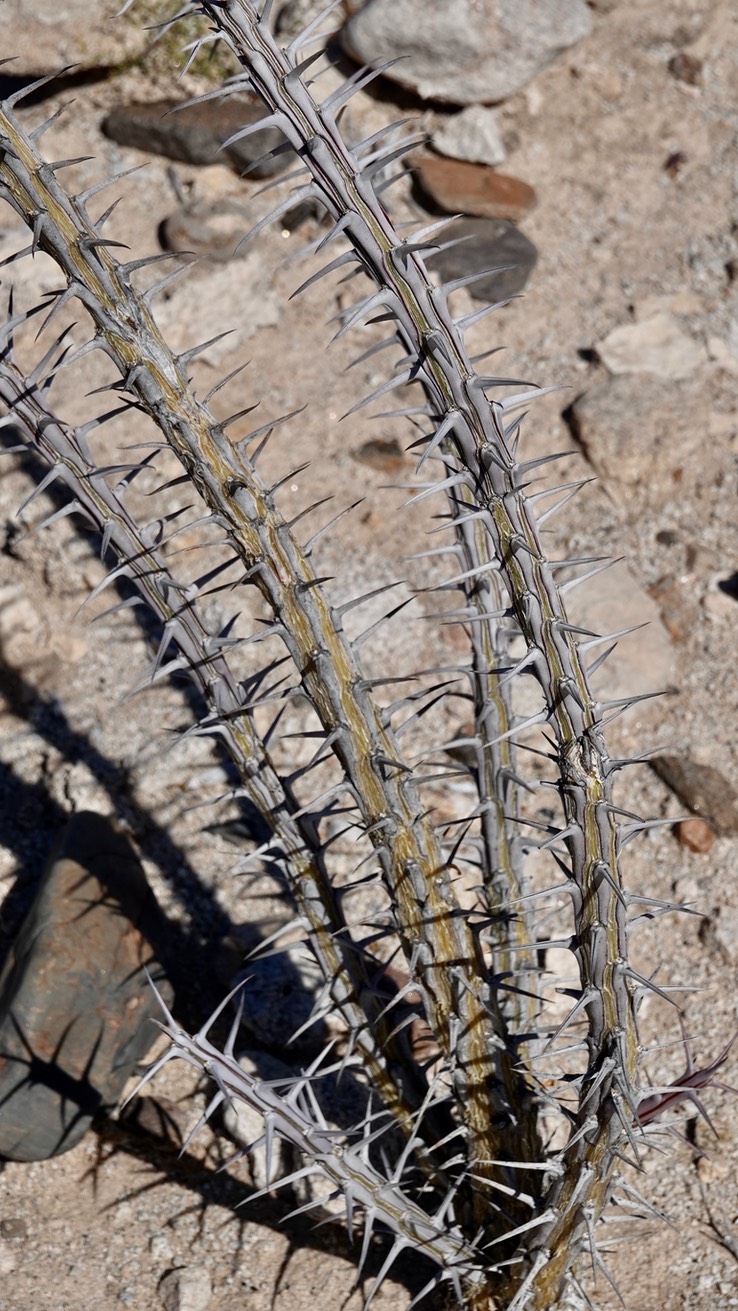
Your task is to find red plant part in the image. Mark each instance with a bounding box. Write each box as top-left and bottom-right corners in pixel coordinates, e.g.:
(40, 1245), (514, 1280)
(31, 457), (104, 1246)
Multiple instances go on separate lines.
(634, 1022), (738, 1133)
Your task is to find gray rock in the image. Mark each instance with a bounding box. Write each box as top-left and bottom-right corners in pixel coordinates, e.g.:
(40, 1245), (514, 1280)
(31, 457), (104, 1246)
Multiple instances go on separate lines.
(102, 97), (293, 178)
(341, 0), (592, 105)
(158, 1268), (212, 1311)
(428, 217), (538, 304)
(432, 106), (507, 166)
(0, 813), (173, 1161)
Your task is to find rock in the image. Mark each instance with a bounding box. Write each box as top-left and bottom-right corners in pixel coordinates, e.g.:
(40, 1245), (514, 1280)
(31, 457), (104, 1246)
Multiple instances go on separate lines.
(102, 98), (293, 178)
(568, 375), (706, 509)
(118, 1096), (188, 1154)
(677, 818), (715, 854)
(647, 575), (691, 644)
(651, 756), (738, 836)
(160, 201), (250, 263)
(0, 1219), (28, 1240)
(353, 437), (406, 473)
(232, 944), (328, 1058)
(413, 154), (536, 223)
(0, 1240), (16, 1276)
(700, 905), (738, 965)
(341, 0), (592, 105)
(566, 560), (675, 707)
(158, 1267), (212, 1311)
(0, 813), (173, 1162)
(432, 106), (506, 167)
(595, 313), (707, 380)
(429, 217), (538, 304)
(668, 51), (703, 86)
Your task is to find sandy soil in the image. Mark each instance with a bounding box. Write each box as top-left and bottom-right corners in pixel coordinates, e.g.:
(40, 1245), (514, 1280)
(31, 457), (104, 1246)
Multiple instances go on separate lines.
(1, 2), (738, 1309)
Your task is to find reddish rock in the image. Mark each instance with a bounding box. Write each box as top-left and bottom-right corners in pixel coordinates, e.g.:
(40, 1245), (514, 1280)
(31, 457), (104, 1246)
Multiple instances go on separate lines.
(677, 817), (715, 853)
(353, 437), (406, 474)
(668, 52), (703, 86)
(413, 152), (537, 222)
(652, 755), (738, 836)
(647, 574), (689, 643)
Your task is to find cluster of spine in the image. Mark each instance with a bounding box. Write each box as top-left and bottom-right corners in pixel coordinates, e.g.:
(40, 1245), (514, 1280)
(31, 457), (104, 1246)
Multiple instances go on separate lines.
(0, 3), (686, 1306)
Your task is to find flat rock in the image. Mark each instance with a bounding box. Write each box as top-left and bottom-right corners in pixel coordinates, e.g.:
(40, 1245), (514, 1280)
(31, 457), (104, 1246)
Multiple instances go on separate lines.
(651, 756), (738, 835)
(595, 312), (707, 380)
(429, 216), (538, 304)
(568, 374), (705, 509)
(102, 97), (293, 178)
(565, 560), (676, 708)
(413, 153), (536, 223)
(341, 0), (592, 105)
(432, 106), (506, 166)
(160, 201), (250, 263)
(677, 817), (715, 854)
(0, 812), (173, 1161)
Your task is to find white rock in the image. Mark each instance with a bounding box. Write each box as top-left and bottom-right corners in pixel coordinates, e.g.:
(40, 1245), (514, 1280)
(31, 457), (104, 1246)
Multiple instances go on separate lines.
(566, 560), (676, 708)
(596, 313), (707, 380)
(158, 1267), (212, 1311)
(432, 106), (506, 167)
(341, 0), (592, 105)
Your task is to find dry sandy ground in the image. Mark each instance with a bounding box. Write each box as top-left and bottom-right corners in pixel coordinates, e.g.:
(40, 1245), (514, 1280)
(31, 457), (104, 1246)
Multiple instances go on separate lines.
(0, 2), (737, 1309)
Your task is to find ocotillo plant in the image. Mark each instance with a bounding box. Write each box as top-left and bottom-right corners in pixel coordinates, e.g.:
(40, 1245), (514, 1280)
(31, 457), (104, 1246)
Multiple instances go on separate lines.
(0, 2), (725, 1308)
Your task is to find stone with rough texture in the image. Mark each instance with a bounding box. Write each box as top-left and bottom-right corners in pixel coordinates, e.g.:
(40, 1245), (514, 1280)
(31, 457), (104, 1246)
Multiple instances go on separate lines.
(102, 98), (292, 178)
(595, 313), (707, 379)
(0, 813), (173, 1162)
(651, 756), (738, 836)
(568, 374), (705, 509)
(566, 561), (675, 707)
(677, 818), (715, 854)
(413, 153), (536, 222)
(432, 106), (506, 166)
(429, 216), (538, 304)
(160, 201), (250, 263)
(158, 1267), (212, 1311)
(341, 0), (592, 105)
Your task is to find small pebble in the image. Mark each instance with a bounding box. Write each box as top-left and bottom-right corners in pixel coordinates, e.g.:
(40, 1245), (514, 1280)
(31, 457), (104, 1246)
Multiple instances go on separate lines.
(413, 153), (537, 223)
(676, 817), (715, 853)
(0, 1218), (28, 1240)
(158, 1267), (212, 1311)
(668, 51), (703, 86)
